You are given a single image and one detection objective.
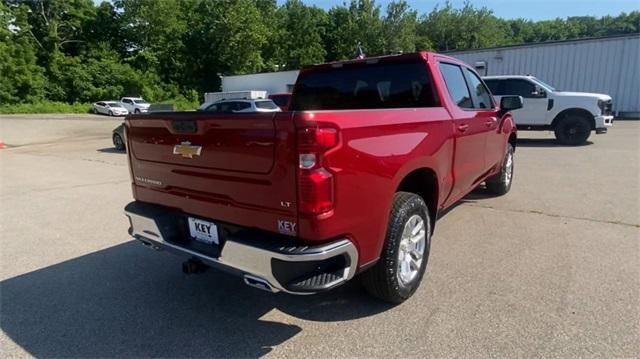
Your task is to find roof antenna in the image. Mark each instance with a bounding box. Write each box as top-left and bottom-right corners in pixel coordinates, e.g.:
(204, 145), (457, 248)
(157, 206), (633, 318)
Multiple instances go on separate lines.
(355, 42), (365, 59)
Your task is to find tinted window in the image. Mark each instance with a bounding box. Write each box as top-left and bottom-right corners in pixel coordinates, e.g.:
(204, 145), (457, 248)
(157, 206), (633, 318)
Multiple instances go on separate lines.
(234, 102), (251, 111)
(484, 79), (501, 95)
(291, 60), (438, 110)
(206, 102), (244, 112)
(270, 95), (290, 107)
(133, 100), (148, 104)
(255, 100), (278, 110)
(464, 68), (494, 109)
(502, 80), (536, 97)
(439, 63), (473, 109)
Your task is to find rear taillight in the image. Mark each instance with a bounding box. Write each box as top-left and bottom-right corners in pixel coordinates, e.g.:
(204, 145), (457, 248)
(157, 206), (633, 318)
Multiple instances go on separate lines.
(297, 126), (339, 215)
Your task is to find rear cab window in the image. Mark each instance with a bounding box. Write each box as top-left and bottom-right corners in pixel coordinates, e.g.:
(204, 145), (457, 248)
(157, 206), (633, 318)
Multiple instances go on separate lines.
(291, 59), (439, 110)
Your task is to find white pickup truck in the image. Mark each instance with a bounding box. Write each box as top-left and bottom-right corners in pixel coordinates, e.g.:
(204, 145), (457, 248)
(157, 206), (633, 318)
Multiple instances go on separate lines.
(483, 76), (613, 145)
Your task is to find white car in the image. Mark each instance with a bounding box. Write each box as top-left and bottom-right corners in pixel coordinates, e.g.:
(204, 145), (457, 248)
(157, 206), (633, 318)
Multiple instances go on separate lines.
(483, 75), (614, 145)
(199, 99), (281, 113)
(120, 97), (151, 114)
(92, 101), (129, 116)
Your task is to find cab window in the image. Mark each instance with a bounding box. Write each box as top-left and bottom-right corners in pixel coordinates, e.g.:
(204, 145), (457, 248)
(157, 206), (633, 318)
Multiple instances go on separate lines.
(463, 68), (494, 109)
(504, 80), (536, 98)
(439, 63), (473, 109)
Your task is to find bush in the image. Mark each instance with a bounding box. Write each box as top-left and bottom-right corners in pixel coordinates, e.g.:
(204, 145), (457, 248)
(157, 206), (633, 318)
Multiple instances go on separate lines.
(0, 101), (92, 114)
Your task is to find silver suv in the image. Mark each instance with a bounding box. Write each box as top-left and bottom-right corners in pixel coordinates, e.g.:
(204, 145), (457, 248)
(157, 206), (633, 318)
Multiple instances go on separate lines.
(198, 99), (281, 113)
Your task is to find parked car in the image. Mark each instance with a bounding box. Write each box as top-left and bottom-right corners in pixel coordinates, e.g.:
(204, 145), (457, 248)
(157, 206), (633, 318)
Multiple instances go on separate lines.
(123, 52), (522, 303)
(120, 97), (150, 114)
(112, 123), (125, 151)
(92, 101), (129, 116)
(483, 75), (613, 145)
(268, 93), (292, 111)
(199, 99), (281, 113)
(203, 90), (267, 104)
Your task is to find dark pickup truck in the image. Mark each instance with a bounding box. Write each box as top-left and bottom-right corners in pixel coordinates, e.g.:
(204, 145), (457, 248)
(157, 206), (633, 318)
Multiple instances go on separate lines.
(124, 52), (522, 303)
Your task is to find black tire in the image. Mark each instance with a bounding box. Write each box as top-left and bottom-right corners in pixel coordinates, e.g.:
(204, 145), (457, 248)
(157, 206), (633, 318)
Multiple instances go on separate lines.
(108, 110), (114, 116)
(134, 109), (140, 114)
(554, 115), (592, 145)
(113, 133), (125, 151)
(92, 107), (97, 114)
(486, 143), (514, 196)
(361, 192), (431, 303)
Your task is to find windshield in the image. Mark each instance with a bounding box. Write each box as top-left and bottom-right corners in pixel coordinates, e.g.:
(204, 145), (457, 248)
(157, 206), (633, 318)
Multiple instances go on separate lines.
(532, 78), (556, 92)
(133, 100), (148, 104)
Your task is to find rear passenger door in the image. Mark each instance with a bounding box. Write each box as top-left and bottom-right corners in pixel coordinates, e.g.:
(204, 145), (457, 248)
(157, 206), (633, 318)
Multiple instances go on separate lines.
(438, 62), (490, 199)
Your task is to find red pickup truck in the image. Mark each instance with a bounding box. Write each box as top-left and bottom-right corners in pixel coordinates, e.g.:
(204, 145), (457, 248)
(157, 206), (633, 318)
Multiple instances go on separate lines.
(124, 52), (522, 303)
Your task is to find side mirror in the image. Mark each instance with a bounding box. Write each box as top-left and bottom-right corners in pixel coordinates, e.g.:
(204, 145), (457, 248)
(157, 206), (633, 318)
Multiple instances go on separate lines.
(500, 96), (523, 114)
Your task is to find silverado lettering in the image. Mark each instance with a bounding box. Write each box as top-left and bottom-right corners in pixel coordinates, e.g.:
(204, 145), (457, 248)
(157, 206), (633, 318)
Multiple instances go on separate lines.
(124, 52), (522, 303)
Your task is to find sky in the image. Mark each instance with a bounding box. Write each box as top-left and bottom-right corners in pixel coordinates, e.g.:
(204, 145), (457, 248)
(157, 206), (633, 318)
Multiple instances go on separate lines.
(283, 0), (640, 20)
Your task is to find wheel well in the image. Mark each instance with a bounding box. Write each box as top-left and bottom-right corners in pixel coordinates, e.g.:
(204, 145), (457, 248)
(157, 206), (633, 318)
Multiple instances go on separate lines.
(396, 168), (439, 231)
(551, 108), (595, 130)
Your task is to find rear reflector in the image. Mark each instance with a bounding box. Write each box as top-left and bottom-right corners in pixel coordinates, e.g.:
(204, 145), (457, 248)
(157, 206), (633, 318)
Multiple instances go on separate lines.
(299, 168), (334, 215)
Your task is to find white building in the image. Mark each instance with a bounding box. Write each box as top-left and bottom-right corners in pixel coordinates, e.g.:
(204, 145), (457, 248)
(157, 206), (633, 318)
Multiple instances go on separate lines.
(447, 34), (640, 117)
(221, 70), (299, 95)
(218, 34), (639, 117)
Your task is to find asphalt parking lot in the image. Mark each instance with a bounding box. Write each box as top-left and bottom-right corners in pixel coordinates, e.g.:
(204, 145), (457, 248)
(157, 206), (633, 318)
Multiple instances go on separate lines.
(1, 114), (638, 358)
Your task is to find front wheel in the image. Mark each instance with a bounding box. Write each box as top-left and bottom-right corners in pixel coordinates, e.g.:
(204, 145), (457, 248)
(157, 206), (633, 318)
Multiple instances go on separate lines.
(361, 192), (431, 303)
(486, 143), (514, 196)
(554, 115), (592, 145)
(108, 110), (114, 116)
(112, 133), (125, 151)
(134, 109), (140, 114)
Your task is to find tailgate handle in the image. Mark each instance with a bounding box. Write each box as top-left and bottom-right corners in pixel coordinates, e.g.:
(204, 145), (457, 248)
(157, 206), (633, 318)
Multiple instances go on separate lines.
(172, 120), (197, 133)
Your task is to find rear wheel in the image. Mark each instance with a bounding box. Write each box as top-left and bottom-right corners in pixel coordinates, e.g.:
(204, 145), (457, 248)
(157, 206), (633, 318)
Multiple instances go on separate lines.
(92, 107), (97, 114)
(486, 143), (514, 196)
(361, 192), (431, 303)
(554, 115), (592, 145)
(113, 133), (125, 151)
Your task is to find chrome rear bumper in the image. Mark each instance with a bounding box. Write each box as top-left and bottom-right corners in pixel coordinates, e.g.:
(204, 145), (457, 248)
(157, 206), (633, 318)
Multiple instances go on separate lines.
(125, 203), (358, 295)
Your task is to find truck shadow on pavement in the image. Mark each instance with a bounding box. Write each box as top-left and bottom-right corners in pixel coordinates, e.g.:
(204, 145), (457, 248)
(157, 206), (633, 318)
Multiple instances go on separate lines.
(516, 138), (593, 147)
(0, 241), (392, 358)
(96, 147), (125, 154)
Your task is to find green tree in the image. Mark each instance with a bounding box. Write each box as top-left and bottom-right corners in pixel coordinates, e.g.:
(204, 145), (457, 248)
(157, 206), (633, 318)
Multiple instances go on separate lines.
(272, 0), (327, 70)
(325, 0), (384, 61)
(382, 0), (418, 54)
(0, 2), (46, 103)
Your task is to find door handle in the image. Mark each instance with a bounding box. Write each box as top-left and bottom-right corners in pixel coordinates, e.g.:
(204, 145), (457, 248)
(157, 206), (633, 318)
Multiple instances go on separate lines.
(485, 118), (497, 127)
(457, 124), (469, 132)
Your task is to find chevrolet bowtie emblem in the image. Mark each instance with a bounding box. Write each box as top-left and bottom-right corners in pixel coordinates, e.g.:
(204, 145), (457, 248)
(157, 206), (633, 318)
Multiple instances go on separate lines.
(173, 141), (202, 158)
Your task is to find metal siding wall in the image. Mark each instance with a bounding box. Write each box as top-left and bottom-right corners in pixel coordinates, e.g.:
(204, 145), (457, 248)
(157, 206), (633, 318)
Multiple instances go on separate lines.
(221, 70), (300, 95)
(450, 36), (640, 114)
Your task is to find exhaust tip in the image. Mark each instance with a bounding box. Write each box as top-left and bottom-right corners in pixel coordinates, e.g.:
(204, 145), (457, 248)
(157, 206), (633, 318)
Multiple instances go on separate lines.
(243, 275), (276, 292)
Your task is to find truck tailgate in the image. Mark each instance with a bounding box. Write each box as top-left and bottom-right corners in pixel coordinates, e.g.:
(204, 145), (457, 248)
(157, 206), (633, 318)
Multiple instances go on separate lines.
(125, 111), (299, 235)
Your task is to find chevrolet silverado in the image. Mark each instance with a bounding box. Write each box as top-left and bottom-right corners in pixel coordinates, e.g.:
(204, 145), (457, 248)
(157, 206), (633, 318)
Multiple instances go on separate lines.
(124, 52), (522, 303)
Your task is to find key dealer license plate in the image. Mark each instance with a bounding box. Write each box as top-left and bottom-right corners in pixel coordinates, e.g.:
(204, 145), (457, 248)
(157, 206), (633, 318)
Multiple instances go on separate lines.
(188, 217), (219, 245)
